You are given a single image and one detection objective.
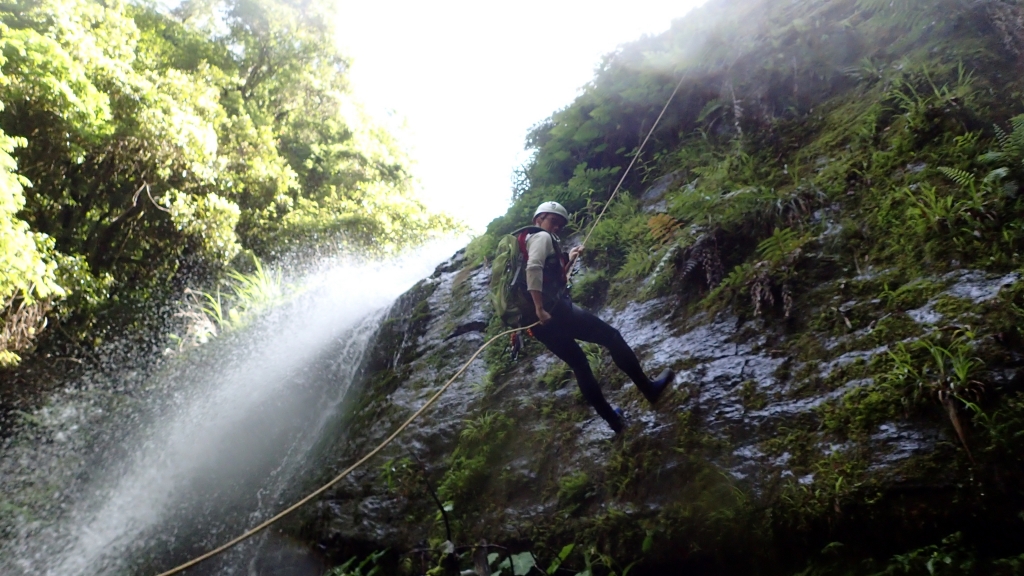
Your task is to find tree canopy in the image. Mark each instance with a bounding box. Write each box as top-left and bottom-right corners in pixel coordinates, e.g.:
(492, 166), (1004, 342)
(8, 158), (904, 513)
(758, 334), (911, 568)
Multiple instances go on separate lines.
(0, 0), (457, 364)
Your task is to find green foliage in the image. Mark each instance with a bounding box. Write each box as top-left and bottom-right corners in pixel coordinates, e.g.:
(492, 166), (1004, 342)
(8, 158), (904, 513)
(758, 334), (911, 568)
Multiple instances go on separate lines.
(438, 411), (513, 512)
(737, 380), (768, 411)
(539, 362), (572, 391)
(756, 227), (809, 266)
(705, 227), (808, 316)
(873, 533), (975, 576)
(0, 0), (457, 361)
(0, 130), (61, 305)
(883, 329), (983, 402)
(491, 551), (538, 576)
(570, 269), (609, 308)
(557, 471), (594, 513)
(401, 1), (1024, 573)
(325, 550), (387, 576)
(170, 255), (286, 348)
(981, 114), (1024, 177)
(879, 280), (942, 311)
(464, 232), (497, 268)
(0, 126), (64, 365)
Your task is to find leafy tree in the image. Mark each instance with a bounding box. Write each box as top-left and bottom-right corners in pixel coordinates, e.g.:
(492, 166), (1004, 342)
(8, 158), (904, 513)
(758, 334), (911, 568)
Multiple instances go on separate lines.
(0, 0), (457, 364)
(0, 126), (63, 365)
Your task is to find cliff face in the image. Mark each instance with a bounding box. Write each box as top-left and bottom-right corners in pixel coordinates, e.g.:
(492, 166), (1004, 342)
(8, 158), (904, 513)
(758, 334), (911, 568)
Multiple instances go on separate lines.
(294, 0), (1024, 572)
(296, 179), (1024, 574)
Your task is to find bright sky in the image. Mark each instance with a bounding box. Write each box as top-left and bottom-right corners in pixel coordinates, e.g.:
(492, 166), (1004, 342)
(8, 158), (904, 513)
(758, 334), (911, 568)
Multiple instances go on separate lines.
(334, 0), (709, 233)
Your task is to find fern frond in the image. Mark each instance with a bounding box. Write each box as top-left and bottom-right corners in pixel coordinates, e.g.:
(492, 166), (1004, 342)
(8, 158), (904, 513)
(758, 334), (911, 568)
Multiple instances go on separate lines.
(937, 166), (976, 190)
(983, 167), (1009, 186)
(856, 0), (931, 28)
(697, 99), (725, 124)
(979, 151), (1006, 164)
(717, 263), (747, 290)
(994, 124), (1010, 149)
(647, 213), (683, 247)
(1009, 115), (1024, 154)
(680, 255), (701, 279)
(756, 228), (804, 264)
(1010, 114), (1024, 138)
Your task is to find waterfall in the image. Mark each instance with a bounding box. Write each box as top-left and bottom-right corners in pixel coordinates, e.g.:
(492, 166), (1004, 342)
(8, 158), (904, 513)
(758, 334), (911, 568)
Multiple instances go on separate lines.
(0, 241), (463, 575)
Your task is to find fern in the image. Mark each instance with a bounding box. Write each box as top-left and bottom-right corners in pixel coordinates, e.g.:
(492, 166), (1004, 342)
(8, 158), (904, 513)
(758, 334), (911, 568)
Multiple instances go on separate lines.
(756, 227), (806, 264)
(680, 253), (701, 279)
(994, 123), (1011, 150)
(697, 99), (725, 125)
(856, 0), (932, 29)
(647, 213), (683, 247)
(645, 244), (681, 296)
(715, 262), (754, 294)
(1012, 114), (1024, 144)
(984, 167), (1010, 186)
(983, 115), (1024, 167)
(937, 166), (976, 191)
(616, 247), (659, 280)
(679, 233), (723, 288)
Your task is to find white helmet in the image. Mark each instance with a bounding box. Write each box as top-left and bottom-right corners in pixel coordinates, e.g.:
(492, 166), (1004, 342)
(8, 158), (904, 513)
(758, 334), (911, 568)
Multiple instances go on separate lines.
(533, 201), (569, 222)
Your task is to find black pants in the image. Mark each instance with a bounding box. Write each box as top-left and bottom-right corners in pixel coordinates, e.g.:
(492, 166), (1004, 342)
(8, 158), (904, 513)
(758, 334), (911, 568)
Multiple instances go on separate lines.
(531, 297), (653, 426)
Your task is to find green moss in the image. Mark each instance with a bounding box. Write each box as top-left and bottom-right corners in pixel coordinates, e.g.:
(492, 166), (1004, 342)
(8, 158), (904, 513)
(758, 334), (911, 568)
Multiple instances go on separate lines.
(819, 377), (902, 437)
(539, 363), (572, 391)
(605, 434), (664, 498)
(846, 313), (924, 351)
(738, 379), (769, 411)
(879, 279), (943, 311)
(570, 270), (610, 308)
(438, 412), (514, 513)
(932, 295), (979, 319)
(447, 269), (475, 319)
(788, 361), (825, 399)
(556, 471), (594, 514)
(789, 333), (829, 364)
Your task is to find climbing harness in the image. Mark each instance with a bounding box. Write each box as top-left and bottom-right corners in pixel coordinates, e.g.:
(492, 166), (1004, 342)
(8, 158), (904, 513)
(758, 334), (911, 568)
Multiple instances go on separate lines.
(155, 73), (687, 576)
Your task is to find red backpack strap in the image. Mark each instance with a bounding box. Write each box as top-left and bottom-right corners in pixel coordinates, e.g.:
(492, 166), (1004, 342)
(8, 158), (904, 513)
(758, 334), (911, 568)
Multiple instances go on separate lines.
(517, 230), (530, 262)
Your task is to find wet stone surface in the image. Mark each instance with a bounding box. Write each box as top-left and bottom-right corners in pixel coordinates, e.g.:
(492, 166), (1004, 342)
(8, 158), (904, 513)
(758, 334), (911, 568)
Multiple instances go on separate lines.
(303, 255), (1023, 554)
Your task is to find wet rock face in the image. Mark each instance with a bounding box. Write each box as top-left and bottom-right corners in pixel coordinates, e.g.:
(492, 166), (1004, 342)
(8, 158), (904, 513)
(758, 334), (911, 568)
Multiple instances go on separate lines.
(306, 249), (498, 549)
(301, 246), (1024, 566)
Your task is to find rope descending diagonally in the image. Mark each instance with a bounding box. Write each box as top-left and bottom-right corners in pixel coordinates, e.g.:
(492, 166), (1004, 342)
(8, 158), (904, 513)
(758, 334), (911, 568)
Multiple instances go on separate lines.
(156, 323), (537, 576)
(155, 72), (687, 576)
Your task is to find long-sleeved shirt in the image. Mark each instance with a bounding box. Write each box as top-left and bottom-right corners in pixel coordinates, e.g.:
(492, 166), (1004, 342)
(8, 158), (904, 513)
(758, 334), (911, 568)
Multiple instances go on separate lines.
(525, 231), (556, 293)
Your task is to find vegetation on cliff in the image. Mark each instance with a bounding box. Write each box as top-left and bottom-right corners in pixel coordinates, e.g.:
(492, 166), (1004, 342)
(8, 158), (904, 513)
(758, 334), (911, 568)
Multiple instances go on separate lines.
(327, 0), (1024, 574)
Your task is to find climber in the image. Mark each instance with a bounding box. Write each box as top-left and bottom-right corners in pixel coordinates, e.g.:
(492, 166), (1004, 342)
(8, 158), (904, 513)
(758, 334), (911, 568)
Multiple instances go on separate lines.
(521, 201), (675, 434)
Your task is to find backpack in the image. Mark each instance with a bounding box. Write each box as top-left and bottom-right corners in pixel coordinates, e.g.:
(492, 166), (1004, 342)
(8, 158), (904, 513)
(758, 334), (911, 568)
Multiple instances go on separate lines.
(489, 226), (544, 327)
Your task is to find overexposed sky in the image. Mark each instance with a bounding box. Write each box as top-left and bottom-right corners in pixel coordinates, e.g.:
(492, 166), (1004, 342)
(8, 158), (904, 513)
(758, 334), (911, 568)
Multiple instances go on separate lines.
(334, 0), (708, 233)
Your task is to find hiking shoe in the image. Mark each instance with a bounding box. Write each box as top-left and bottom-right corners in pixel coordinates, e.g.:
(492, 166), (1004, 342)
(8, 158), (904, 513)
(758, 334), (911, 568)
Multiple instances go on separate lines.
(646, 369), (676, 404)
(610, 407), (626, 434)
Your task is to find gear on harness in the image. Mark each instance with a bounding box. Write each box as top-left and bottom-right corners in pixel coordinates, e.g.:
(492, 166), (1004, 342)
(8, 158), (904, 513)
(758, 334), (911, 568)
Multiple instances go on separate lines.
(509, 332), (523, 361)
(507, 328), (538, 362)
